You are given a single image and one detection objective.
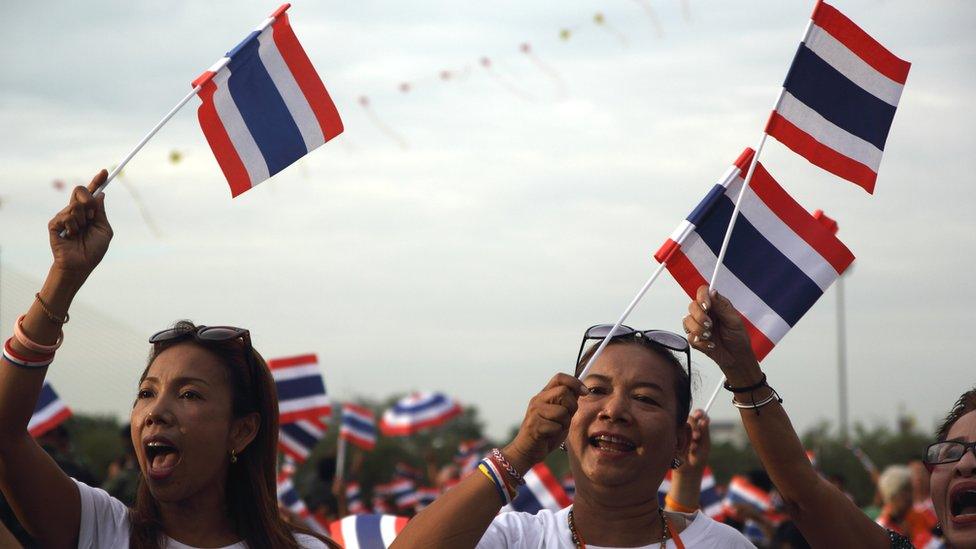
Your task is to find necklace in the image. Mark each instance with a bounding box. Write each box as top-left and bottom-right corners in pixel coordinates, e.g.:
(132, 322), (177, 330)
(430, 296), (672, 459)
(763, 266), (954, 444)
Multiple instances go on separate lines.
(567, 507), (671, 549)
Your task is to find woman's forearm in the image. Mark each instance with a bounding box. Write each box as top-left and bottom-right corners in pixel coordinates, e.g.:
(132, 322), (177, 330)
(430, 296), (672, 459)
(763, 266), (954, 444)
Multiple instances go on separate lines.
(391, 468), (503, 549)
(0, 268), (82, 442)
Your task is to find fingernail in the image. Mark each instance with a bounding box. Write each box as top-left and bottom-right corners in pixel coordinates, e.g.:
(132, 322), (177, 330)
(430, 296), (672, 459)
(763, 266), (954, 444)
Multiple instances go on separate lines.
(700, 301), (709, 311)
(693, 335), (700, 344)
(702, 331), (711, 340)
(703, 320), (712, 329)
(707, 342), (716, 349)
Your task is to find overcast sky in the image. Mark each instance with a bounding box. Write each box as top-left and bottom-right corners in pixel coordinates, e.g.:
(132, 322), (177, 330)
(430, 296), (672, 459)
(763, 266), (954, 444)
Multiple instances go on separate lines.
(1, 0), (973, 442)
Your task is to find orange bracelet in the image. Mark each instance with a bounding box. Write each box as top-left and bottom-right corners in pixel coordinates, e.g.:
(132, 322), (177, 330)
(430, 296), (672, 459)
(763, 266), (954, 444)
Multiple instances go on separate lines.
(664, 493), (698, 513)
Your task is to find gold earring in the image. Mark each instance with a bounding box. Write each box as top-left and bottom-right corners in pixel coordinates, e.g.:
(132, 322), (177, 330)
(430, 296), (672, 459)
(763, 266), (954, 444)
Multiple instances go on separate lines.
(230, 449), (237, 464)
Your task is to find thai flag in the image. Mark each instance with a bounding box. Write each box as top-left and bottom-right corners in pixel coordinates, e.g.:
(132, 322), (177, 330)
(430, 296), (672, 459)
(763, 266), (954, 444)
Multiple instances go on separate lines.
(276, 464), (329, 535)
(414, 487), (440, 512)
(766, 0), (910, 193)
(561, 474), (575, 502)
(193, 4), (343, 197)
(655, 148), (855, 360)
(328, 514), (409, 549)
(655, 467), (721, 517)
(279, 418), (328, 463)
(455, 439), (487, 475)
(394, 462), (424, 483)
(346, 482), (367, 515)
(371, 496), (394, 515)
(724, 475), (773, 513)
(380, 392), (462, 436)
(340, 403), (378, 451)
(29, 381), (72, 438)
(503, 463), (572, 514)
(375, 479), (418, 511)
(268, 354), (332, 424)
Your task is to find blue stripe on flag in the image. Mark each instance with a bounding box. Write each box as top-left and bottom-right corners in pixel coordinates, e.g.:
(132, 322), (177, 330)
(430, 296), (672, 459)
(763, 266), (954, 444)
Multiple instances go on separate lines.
(279, 486), (301, 507)
(694, 195), (823, 327)
(353, 514), (387, 549)
(343, 415), (377, 433)
(394, 394), (448, 414)
(227, 39), (308, 177)
(511, 485), (543, 514)
(784, 44), (897, 151)
(276, 376), (327, 402)
(687, 184), (728, 227)
(281, 423), (320, 448)
(227, 30), (261, 58)
(35, 383), (57, 414)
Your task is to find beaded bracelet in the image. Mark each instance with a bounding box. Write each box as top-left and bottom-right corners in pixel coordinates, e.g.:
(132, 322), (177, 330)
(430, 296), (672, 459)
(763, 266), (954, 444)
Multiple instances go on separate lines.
(34, 293), (69, 325)
(2, 338), (54, 369)
(13, 315), (63, 354)
(490, 448), (525, 486)
(723, 372), (767, 393)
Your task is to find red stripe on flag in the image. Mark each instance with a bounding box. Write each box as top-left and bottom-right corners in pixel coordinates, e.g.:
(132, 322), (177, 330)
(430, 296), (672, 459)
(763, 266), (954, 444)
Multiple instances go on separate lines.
(342, 432), (376, 451)
(328, 521), (345, 547)
(268, 354), (318, 369)
(394, 516), (410, 533)
(810, 1), (910, 85)
(731, 147), (757, 175)
(664, 249), (775, 361)
(533, 463), (573, 508)
(196, 81), (252, 197)
(29, 407), (73, 438)
(269, 3), (291, 18)
(280, 407), (333, 425)
(653, 238), (680, 264)
(747, 163), (856, 275)
(271, 14), (344, 142)
(766, 112), (878, 193)
(380, 406), (462, 436)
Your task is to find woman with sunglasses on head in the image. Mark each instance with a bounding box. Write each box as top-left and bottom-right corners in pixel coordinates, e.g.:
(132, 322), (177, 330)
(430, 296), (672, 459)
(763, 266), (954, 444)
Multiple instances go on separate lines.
(393, 324), (753, 548)
(0, 172), (337, 548)
(682, 284), (976, 548)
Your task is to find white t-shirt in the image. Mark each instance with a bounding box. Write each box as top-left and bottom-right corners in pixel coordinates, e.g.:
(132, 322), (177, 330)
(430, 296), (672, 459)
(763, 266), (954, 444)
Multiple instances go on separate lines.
(477, 506), (755, 548)
(74, 480), (327, 549)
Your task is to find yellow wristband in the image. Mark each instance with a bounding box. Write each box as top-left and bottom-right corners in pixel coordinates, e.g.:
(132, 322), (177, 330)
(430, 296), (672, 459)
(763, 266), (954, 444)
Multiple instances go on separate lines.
(664, 493), (698, 513)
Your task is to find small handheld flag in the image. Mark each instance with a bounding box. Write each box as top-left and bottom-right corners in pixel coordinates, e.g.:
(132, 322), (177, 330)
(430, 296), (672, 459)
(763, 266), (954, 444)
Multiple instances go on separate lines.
(268, 354), (332, 424)
(766, 0), (910, 193)
(193, 3), (343, 196)
(655, 148), (855, 360)
(328, 514), (409, 549)
(340, 404), (378, 451)
(278, 418), (328, 463)
(502, 463), (572, 514)
(380, 392), (462, 436)
(29, 382), (72, 438)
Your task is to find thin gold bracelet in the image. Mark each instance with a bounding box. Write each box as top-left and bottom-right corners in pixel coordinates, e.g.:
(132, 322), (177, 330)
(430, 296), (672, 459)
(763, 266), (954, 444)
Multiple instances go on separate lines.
(35, 293), (69, 324)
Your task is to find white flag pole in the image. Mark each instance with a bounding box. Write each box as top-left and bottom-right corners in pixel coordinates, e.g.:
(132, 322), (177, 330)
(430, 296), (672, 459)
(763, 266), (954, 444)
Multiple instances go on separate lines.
(335, 434), (348, 482)
(575, 262), (668, 381)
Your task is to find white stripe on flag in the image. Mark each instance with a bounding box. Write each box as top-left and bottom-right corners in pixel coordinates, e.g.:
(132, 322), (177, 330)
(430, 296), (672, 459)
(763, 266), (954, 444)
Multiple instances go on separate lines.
(279, 395), (331, 415)
(211, 69), (270, 184)
(777, 92), (882, 170)
(805, 24), (904, 107)
(723, 176), (842, 290)
(340, 518), (361, 549)
(380, 515), (399, 545)
(525, 471), (560, 511)
(271, 363), (323, 382)
(681, 236), (791, 343)
(383, 402), (456, 427)
(27, 403), (61, 432)
(257, 27), (326, 153)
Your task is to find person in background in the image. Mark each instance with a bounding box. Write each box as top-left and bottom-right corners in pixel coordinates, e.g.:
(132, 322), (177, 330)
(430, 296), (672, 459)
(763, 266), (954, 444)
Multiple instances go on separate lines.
(102, 424), (139, 506)
(876, 465), (931, 545)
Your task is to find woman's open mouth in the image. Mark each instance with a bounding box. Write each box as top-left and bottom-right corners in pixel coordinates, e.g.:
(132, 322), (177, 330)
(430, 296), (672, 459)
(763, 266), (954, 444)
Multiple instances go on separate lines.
(144, 436), (183, 481)
(588, 432), (637, 454)
(950, 483), (976, 525)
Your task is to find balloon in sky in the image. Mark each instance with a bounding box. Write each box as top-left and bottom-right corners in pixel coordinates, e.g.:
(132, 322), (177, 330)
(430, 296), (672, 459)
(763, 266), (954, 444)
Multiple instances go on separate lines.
(518, 42), (567, 97)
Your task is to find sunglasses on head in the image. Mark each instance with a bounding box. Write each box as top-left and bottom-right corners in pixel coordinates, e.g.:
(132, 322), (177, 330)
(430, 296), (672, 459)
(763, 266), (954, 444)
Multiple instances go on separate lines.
(576, 324), (692, 399)
(149, 325), (252, 348)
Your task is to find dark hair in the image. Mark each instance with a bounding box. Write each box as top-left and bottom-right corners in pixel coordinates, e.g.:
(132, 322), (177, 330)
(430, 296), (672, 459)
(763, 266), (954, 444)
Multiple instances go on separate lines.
(936, 386), (976, 442)
(128, 321), (335, 549)
(575, 336), (692, 426)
